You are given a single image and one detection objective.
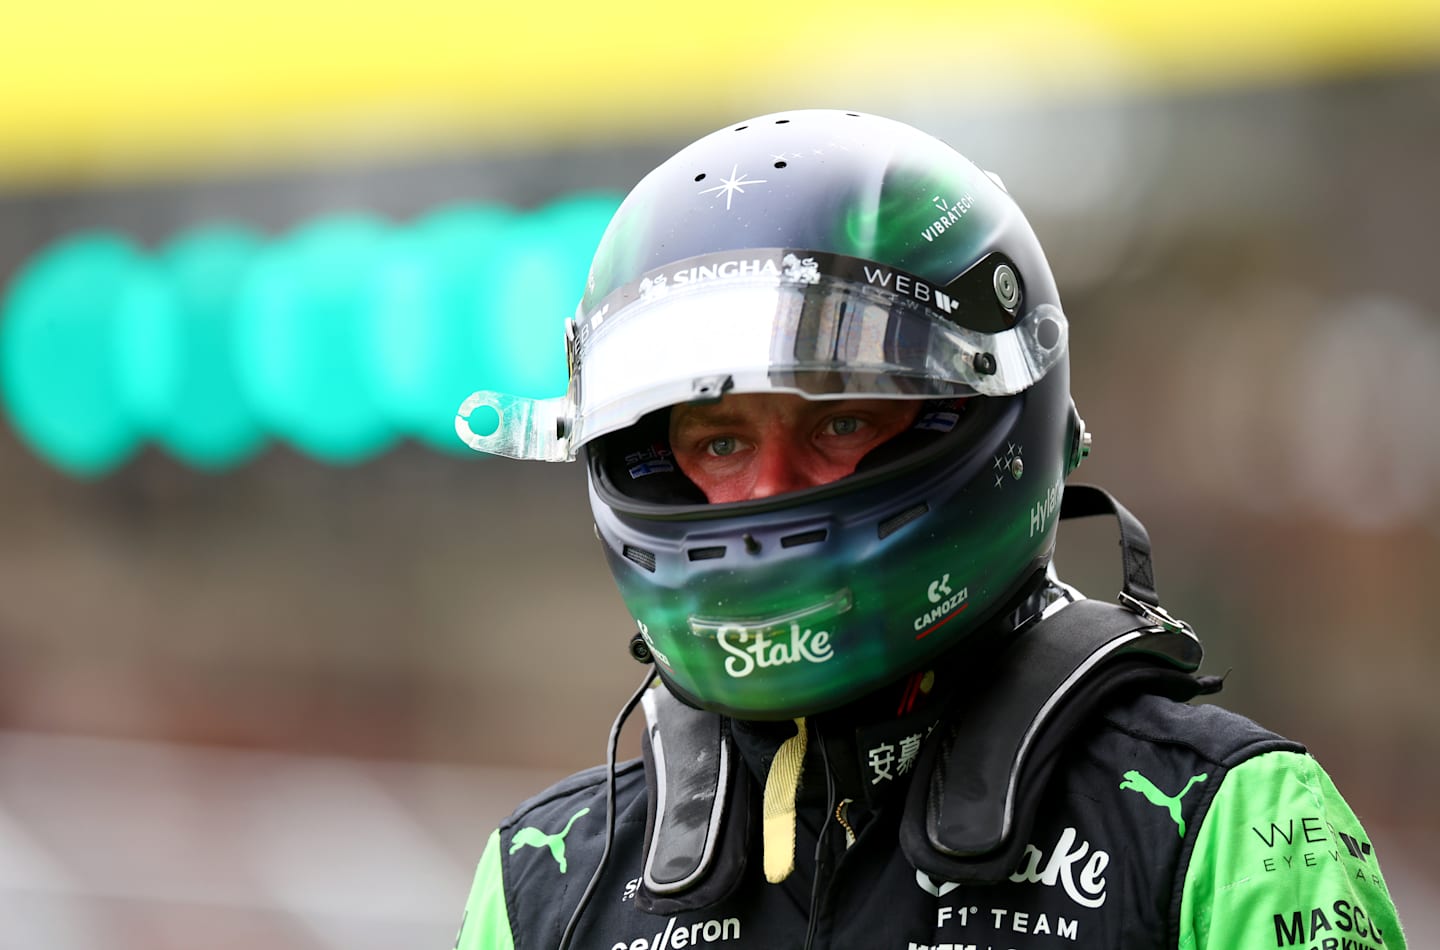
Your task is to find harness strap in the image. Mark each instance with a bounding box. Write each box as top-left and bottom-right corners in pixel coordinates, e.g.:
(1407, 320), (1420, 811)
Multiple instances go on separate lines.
(898, 483), (1213, 882)
(898, 597), (1209, 882)
(636, 686), (752, 915)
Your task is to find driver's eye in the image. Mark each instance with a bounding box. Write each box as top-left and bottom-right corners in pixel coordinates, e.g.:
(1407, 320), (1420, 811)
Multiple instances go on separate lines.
(707, 436), (738, 457)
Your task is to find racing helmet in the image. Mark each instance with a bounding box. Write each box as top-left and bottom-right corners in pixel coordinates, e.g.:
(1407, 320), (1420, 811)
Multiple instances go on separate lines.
(458, 110), (1087, 720)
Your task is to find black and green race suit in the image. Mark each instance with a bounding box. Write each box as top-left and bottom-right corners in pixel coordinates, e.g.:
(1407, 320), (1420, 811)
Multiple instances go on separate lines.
(457, 690), (1404, 950)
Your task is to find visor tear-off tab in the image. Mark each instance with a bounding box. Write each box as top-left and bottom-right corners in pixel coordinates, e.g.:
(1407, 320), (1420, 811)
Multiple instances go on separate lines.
(636, 687), (751, 916)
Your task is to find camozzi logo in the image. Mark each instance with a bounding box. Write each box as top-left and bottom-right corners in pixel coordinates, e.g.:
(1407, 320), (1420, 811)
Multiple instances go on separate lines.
(716, 622), (834, 678)
(913, 573), (968, 635)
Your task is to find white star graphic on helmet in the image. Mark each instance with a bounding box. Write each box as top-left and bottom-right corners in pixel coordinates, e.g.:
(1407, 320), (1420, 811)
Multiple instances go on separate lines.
(699, 165), (767, 211)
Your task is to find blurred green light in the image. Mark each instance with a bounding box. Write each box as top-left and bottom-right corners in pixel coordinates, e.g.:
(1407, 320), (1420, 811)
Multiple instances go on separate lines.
(0, 192), (623, 475)
(235, 215), (399, 465)
(368, 203), (516, 455)
(145, 225), (267, 470)
(0, 233), (148, 477)
(485, 192), (619, 399)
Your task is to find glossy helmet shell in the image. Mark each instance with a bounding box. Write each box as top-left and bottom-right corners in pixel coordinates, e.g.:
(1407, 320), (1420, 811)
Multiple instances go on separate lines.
(579, 110), (1080, 719)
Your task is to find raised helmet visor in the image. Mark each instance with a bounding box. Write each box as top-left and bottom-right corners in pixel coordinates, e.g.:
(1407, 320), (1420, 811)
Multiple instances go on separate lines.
(456, 248), (1067, 462)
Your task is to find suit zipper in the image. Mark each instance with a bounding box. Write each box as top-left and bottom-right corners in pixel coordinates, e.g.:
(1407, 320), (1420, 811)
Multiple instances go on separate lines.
(834, 798), (857, 849)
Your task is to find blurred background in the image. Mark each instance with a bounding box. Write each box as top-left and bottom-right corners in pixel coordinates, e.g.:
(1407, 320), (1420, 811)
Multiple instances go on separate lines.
(2, 2), (1438, 946)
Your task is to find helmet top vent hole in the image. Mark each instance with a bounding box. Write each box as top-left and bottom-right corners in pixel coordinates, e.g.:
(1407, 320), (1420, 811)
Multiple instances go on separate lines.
(734, 125), (748, 131)
(773, 161), (787, 169)
(694, 173), (706, 182)
(775, 119), (790, 124)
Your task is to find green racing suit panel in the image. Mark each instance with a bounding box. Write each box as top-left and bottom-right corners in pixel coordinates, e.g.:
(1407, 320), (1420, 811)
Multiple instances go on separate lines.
(456, 829), (516, 950)
(1179, 750), (1404, 950)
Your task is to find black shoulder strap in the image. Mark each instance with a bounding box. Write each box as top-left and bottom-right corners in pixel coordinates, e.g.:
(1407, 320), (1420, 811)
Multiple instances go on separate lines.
(1059, 481), (1161, 607)
(899, 484), (1217, 883)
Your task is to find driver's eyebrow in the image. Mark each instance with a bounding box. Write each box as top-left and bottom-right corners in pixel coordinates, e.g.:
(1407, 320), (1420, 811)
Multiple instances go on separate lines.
(671, 406), (750, 429)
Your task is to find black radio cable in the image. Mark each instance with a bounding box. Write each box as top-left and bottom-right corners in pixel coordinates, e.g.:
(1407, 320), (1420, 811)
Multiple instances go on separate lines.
(557, 668), (655, 950)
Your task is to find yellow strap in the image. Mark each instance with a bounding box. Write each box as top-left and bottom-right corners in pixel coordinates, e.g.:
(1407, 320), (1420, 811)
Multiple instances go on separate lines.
(761, 717), (807, 883)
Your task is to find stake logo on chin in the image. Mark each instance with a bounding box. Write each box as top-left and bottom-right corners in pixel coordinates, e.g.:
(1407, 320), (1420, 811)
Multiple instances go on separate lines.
(716, 623), (834, 678)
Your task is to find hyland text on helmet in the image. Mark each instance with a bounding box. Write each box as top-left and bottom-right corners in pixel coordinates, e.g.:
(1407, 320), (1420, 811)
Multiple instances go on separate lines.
(1030, 475), (1063, 538)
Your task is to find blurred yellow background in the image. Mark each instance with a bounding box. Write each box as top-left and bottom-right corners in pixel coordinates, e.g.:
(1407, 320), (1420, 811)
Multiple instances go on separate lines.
(1, 2), (1437, 946)
(6, 0), (1440, 187)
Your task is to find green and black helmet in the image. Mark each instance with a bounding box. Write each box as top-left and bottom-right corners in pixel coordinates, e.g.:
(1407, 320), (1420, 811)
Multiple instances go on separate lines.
(459, 110), (1087, 719)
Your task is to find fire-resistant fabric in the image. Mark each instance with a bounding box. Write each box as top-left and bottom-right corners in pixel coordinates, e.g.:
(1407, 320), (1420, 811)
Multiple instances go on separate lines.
(453, 693), (1405, 949)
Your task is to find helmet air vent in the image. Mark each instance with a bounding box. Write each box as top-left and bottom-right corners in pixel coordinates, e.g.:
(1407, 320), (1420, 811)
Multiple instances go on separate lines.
(877, 502), (930, 540)
(623, 544), (657, 572)
(687, 546), (727, 562)
(780, 529), (828, 548)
